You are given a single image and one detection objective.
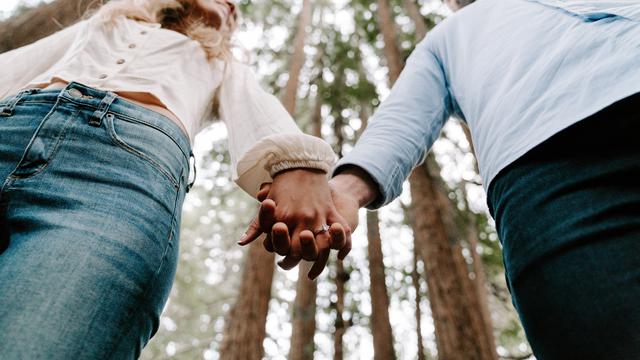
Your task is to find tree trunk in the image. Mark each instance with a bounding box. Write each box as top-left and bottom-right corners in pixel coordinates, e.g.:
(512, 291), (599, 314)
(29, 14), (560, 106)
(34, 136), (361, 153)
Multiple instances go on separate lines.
(287, 3), (318, 359)
(403, 0), (428, 40)
(280, 0), (312, 114)
(375, 0), (497, 358)
(376, 0), (403, 84)
(219, 241), (275, 360)
(412, 245), (427, 360)
(289, 262), (317, 360)
(0, 0), (101, 53)
(409, 161), (496, 360)
(366, 211), (397, 360)
(333, 261), (347, 360)
(223, 2), (315, 358)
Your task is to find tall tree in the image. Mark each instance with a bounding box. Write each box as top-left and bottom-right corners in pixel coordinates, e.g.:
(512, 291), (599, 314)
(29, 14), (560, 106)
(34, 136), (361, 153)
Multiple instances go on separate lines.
(286, 2), (319, 360)
(280, 0), (312, 114)
(221, 0), (316, 357)
(289, 261), (318, 360)
(366, 211), (397, 360)
(412, 245), (428, 360)
(218, 241), (275, 359)
(375, 0), (498, 358)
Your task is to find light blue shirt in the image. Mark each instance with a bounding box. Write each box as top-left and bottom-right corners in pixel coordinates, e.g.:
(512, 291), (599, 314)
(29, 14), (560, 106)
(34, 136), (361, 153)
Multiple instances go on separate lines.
(335, 0), (640, 209)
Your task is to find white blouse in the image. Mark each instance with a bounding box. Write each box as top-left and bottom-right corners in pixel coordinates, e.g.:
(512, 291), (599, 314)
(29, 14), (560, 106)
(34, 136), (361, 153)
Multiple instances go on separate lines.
(0, 16), (335, 197)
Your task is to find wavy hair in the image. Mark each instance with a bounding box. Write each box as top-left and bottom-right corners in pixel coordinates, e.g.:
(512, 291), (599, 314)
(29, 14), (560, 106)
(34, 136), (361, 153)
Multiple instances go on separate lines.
(94, 0), (238, 60)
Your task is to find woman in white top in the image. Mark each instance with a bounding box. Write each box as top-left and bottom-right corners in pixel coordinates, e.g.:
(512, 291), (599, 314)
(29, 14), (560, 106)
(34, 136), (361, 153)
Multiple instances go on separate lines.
(0, 0), (348, 358)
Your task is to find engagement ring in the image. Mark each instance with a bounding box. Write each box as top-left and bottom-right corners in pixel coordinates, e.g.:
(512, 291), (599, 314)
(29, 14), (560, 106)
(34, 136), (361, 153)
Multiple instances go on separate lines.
(313, 224), (330, 236)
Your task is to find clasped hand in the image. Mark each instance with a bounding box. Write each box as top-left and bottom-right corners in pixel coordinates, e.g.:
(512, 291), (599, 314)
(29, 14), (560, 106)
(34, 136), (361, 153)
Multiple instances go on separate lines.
(238, 169), (359, 279)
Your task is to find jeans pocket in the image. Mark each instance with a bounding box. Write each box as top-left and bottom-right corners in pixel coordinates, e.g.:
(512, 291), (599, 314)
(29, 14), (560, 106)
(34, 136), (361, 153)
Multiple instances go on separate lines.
(105, 113), (185, 189)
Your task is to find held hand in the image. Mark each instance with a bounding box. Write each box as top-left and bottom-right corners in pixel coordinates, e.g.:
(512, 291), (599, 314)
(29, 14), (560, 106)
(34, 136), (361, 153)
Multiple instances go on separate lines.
(239, 169), (354, 279)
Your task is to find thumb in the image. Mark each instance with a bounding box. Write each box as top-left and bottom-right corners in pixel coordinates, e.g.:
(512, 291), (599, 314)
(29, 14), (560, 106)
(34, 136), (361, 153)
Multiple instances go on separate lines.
(238, 215), (262, 246)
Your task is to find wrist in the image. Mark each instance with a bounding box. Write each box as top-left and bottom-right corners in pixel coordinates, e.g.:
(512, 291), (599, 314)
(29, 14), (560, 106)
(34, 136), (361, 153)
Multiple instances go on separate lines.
(331, 166), (379, 208)
(273, 167), (327, 178)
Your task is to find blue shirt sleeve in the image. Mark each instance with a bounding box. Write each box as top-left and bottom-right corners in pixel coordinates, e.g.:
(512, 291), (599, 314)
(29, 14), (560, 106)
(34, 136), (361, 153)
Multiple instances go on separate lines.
(332, 39), (452, 209)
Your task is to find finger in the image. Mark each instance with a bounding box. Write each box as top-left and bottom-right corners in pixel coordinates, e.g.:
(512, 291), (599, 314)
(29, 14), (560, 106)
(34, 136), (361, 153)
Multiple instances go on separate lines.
(238, 215), (262, 245)
(263, 233), (274, 252)
(328, 222), (346, 250)
(278, 228), (303, 270)
(277, 254), (302, 270)
(329, 214), (352, 260)
(259, 199), (277, 232)
(308, 247), (329, 280)
(308, 231), (330, 279)
(272, 222), (291, 255)
(300, 230), (318, 261)
(337, 239), (352, 260)
(257, 183), (271, 201)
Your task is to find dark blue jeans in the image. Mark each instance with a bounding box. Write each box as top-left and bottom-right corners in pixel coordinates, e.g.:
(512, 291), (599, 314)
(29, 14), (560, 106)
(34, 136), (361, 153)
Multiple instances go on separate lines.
(488, 93), (640, 359)
(0, 83), (191, 359)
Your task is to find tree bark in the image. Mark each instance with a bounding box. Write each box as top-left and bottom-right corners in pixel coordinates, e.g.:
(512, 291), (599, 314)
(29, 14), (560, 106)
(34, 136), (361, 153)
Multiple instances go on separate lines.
(280, 0), (312, 114)
(289, 262), (317, 360)
(403, 0), (428, 40)
(376, 0), (403, 84)
(287, 3), (317, 359)
(409, 161), (497, 360)
(223, 2), (315, 358)
(366, 211), (397, 360)
(0, 0), (101, 53)
(412, 245), (427, 360)
(333, 261), (347, 360)
(219, 241), (275, 360)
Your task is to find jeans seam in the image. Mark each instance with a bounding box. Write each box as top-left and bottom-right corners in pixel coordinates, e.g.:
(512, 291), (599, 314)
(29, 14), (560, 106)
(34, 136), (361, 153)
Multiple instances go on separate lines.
(105, 114), (180, 189)
(110, 112), (190, 163)
(5, 99), (79, 180)
(100, 175), (183, 360)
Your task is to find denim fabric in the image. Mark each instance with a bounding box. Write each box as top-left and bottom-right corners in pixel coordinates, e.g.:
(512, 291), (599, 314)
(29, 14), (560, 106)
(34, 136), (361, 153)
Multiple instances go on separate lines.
(487, 93), (640, 359)
(0, 82), (191, 359)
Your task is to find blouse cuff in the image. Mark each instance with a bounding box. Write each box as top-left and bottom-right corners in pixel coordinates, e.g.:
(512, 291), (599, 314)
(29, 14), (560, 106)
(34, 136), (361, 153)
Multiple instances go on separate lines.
(235, 133), (336, 197)
(270, 159), (332, 177)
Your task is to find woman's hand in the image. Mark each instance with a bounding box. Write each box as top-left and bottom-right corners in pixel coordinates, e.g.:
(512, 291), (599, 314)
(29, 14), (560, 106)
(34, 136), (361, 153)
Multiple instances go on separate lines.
(239, 168), (354, 279)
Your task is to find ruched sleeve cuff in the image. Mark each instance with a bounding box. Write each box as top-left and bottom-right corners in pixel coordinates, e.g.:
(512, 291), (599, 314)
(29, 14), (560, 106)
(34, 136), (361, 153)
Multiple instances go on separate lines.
(234, 133), (336, 197)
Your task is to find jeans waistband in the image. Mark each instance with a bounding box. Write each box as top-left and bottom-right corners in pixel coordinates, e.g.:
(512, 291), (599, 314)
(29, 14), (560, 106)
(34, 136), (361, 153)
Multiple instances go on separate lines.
(13, 82), (193, 165)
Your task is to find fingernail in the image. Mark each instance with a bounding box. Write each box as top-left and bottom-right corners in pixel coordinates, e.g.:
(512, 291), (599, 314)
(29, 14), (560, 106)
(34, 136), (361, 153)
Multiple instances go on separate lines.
(237, 234), (247, 245)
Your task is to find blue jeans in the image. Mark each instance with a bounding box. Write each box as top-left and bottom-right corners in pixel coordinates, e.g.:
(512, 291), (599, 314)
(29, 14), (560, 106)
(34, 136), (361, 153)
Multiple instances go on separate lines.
(488, 93), (640, 359)
(0, 83), (192, 359)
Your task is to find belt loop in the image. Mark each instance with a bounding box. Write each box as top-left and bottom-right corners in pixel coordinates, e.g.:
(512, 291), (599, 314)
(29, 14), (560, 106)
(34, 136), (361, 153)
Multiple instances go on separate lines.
(89, 92), (117, 127)
(0, 89), (37, 117)
(186, 150), (196, 193)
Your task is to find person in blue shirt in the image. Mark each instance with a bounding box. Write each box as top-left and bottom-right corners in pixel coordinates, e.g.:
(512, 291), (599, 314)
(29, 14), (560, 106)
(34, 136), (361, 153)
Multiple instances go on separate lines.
(240, 0), (640, 358)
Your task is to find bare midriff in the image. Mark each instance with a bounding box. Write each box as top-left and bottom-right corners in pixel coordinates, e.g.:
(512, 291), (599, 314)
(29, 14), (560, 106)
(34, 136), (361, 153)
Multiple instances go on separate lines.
(44, 81), (190, 139)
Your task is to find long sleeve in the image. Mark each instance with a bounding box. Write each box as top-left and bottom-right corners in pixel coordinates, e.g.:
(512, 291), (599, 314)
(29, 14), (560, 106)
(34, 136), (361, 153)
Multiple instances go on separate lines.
(333, 40), (453, 209)
(0, 20), (85, 100)
(218, 60), (336, 197)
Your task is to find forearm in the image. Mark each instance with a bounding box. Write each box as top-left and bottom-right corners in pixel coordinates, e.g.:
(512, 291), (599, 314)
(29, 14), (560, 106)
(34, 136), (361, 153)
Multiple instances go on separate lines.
(219, 60), (335, 197)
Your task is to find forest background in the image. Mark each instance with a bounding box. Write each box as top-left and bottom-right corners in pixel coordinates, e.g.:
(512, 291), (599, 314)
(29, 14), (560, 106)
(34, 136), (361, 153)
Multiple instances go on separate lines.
(0, 0), (536, 359)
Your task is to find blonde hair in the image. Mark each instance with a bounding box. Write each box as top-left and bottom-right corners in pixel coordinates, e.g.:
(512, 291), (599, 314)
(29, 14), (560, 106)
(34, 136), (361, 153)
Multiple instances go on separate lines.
(94, 0), (238, 60)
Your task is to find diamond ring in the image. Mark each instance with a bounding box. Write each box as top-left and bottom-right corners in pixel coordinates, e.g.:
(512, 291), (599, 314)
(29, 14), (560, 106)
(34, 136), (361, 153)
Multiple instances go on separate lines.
(313, 224), (330, 236)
